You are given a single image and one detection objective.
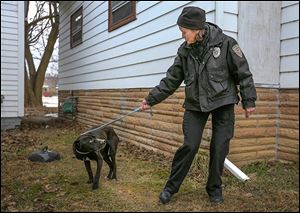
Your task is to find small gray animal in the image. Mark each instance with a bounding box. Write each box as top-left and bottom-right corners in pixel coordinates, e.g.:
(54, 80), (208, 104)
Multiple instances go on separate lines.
(73, 126), (120, 190)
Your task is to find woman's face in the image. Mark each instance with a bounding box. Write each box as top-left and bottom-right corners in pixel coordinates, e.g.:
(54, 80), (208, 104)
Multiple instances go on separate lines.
(179, 26), (200, 44)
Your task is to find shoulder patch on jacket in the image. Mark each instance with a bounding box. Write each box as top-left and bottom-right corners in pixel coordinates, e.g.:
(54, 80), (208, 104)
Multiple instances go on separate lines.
(232, 44), (243, 58)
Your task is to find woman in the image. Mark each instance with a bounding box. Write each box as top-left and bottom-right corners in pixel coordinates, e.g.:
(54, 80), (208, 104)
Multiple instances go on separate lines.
(140, 6), (256, 204)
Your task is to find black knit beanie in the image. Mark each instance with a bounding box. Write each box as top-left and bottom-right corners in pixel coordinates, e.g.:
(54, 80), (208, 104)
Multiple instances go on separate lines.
(177, 6), (206, 29)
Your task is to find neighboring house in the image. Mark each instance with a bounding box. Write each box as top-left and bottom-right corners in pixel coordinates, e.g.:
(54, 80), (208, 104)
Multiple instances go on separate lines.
(1, 1), (25, 129)
(58, 1), (299, 164)
(43, 74), (58, 97)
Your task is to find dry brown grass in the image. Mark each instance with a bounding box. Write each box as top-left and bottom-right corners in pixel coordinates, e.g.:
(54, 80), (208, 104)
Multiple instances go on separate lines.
(1, 124), (299, 212)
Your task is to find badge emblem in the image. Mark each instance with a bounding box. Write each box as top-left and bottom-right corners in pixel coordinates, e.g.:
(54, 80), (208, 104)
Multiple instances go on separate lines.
(213, 47), (221, 58)
(232, 44), (243, 58)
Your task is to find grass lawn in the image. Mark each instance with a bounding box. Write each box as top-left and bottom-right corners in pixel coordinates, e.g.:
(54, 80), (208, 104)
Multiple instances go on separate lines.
(1, 124), (299, 212)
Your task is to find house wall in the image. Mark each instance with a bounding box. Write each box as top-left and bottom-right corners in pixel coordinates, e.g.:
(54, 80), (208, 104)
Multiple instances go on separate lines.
(58, 1), (219, 90)
(1, 1), (24, 129)
(280, 1), (299, 88)
(278, 89), (299, 162)
(215, 1), (238, 40)
(58, 1), (299, 164)
(238, 1), (281, 87)
(278, 1), (299, 162)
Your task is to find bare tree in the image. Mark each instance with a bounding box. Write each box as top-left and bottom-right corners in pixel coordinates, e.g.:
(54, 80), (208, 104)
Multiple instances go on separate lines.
(24, 1), (59, 107)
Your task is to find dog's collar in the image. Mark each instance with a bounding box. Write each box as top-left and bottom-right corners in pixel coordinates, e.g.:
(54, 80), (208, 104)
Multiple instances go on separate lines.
(75, 149), (93, 155)
(75, 138), (107, 155)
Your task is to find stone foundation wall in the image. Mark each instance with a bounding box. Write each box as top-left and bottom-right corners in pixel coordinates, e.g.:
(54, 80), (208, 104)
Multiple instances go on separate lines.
(278, 89), (299, 162)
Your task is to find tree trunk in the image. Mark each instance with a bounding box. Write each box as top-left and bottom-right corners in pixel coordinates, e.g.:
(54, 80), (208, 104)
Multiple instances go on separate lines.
(33, 22), (59, 107)
(24, 1), (59, 108)
(24, 68), (40, 107)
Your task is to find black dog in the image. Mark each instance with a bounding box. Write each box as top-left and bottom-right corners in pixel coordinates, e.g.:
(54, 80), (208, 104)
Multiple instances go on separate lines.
(73, 126), (120, 190)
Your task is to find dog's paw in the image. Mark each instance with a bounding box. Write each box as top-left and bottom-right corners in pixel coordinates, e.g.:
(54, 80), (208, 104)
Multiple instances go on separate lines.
(107, 177), (117, 181)
(86, 180), (93, 184)
(106, 171), (117, 180)
(105, 176), (112, 180)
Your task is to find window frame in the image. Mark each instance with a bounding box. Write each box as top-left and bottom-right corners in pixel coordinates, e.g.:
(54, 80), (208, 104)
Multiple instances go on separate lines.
(108, 1), (136, 32)
(70, 6), (83, 48)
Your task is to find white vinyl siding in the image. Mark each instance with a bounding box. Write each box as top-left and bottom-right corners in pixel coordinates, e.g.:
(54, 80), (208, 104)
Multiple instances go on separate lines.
(1, 1), (24, 118)
(280, 1), (299, 88)
(59, 1), (237, 90)
(215, 1), (238, 40)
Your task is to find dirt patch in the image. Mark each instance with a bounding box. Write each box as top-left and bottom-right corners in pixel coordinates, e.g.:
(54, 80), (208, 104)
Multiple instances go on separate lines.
(20, 116), (71, 129)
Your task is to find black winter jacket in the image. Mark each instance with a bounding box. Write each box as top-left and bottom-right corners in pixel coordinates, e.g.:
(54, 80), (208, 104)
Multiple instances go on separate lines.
(145, 22), (257, 112)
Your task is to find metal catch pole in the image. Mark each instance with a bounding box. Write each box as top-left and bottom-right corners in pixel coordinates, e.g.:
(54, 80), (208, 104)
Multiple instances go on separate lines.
(80, 107), (141, 135)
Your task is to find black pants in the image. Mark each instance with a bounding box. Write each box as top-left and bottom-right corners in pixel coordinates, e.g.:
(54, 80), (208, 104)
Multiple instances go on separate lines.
(164, 104), (235, 197)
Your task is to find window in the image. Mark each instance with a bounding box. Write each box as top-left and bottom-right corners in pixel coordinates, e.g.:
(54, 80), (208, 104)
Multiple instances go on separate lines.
(70, 7), (83, 48)
(108, 1), (136, 32)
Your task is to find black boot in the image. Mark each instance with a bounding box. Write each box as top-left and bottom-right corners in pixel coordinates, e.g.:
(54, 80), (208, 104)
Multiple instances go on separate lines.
(159, 190), (173, 204)
(209, 195), (224, 204)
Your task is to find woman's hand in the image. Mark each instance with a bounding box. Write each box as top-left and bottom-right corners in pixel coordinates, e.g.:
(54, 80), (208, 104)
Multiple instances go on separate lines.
(245, 107), (255, 118)
(140, 99), (150, 111)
